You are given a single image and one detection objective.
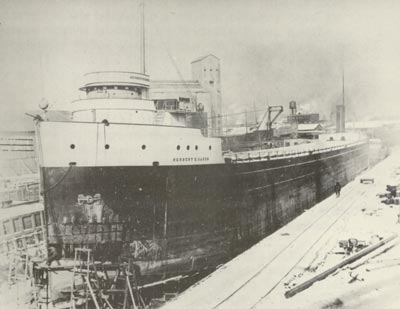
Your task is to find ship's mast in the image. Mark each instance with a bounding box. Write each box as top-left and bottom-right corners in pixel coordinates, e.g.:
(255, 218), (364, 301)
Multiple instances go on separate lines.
(342, 70), (345, 106)
(140, 0), (146, 74)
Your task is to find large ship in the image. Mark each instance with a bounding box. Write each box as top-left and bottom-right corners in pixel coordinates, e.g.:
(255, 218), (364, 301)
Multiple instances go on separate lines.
(32, 2), (370, 286)
(34, 68), (369, 282)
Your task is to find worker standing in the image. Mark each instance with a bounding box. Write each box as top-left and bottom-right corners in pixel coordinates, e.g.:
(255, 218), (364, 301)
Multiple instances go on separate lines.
(335, 181), (342, 197)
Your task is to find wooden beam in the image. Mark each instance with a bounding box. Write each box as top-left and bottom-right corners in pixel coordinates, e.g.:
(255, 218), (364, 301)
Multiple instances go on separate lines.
(126, 276), (138, 309)
(85, 277), (101, 309)
(285, 234), (398, 298)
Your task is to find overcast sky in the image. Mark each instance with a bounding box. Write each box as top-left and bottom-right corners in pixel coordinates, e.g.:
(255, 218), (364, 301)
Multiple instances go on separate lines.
(1, 0), (400, 130)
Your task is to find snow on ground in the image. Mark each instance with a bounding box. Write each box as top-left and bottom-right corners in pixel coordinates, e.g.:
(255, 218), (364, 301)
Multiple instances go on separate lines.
(258, 148), (400, 309)
(164, 147), (400, 309)
(0, 280), (32, 309)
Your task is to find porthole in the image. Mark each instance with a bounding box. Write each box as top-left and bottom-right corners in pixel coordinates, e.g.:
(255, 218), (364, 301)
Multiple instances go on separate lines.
(141, 145), (146, 150)
(70, 144), (75, 149)
(186, 145), (190, 150)
(177, 145), (180, 150)
(195, 145), (198, 150)
(105, 144), (110, 150)
(209, 145), (212, 150)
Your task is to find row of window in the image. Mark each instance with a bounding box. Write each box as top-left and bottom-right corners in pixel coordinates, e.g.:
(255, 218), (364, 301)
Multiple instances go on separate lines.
(71, 144), (112, 150)
(86, 85), (142, 93)
(1, 212), (42, 235)
(70, 144), (213, 151)
(177, 145), (212, 151)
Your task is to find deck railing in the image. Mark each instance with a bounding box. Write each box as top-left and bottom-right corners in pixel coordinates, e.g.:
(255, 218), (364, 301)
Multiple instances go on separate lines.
(225, 139), (367, 163)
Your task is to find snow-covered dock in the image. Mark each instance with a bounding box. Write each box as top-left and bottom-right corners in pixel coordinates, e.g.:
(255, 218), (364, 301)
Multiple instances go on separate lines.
(164, 148), (400, 309)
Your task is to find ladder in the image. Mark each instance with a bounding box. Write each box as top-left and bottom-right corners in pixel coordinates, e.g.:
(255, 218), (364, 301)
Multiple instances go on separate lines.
(70, 248), (144, 309)
(70, 248), (100, 309)
(8, 253), (30, 284)
(31, 262), (50, 309)
(111, 261), (142, 309)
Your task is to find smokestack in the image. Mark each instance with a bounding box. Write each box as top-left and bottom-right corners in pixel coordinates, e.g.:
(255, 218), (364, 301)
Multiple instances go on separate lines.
(289, 101), (298, 138)
(336, 105), (345, 133)
(336, 71), (346, 133)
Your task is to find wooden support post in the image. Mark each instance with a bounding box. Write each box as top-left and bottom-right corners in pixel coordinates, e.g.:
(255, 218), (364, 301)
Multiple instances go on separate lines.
(104, 298), (115, 309)
(123, 272), (128, 309)
(126, 275), (138, 309)
(285, 234), (398, 298)
(86, 278), (101, 309)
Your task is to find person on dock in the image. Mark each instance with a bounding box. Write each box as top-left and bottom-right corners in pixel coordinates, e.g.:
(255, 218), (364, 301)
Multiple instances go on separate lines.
(47, 246), (61, 266)
(335, 181), (341, 197)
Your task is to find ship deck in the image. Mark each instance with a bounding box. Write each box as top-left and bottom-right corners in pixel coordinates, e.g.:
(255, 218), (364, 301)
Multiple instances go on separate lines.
(164, 147), (400, 309)
(224, 133), (367, 163)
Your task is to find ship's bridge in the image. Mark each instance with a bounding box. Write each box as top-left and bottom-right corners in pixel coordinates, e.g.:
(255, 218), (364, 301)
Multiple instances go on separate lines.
(71, 71), (158, 125)
(79, 71), (150, 99)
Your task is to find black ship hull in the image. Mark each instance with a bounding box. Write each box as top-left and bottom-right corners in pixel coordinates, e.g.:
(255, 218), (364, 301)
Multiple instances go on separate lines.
(42, 142), (368, 280)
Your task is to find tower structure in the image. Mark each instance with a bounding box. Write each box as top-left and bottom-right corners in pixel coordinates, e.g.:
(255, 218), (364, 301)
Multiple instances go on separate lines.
(191, 54), (222, 136)
(336, 71), (346, 133)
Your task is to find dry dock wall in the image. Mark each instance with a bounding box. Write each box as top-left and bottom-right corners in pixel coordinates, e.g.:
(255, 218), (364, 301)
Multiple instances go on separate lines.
(232, 143), (369, 252)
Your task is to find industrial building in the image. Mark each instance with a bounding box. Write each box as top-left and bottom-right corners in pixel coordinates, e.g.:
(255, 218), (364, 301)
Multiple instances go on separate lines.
(150, 54), (223, 136)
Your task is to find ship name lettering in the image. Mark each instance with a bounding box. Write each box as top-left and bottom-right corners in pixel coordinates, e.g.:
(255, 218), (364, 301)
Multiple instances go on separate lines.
(173, 157), (209, 162)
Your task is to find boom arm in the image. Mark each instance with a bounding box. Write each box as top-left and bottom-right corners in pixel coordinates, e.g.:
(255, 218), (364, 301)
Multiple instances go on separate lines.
(266, 106), (284, 131)
(257, 106), (283, 130)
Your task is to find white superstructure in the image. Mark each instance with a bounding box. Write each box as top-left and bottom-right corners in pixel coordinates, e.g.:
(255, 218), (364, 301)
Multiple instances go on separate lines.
(37, 71), (224, 167)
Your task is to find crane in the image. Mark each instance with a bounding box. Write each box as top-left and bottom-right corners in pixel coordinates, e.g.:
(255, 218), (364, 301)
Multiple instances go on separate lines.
(256, 105), (284, 140)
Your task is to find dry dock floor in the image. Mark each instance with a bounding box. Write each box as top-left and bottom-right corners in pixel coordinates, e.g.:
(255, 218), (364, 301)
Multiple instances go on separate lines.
(164, 148), (400, 309)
